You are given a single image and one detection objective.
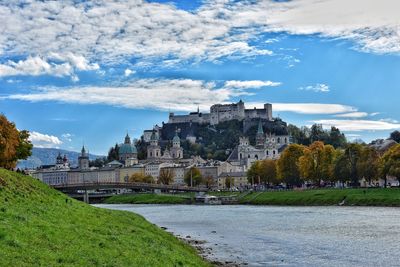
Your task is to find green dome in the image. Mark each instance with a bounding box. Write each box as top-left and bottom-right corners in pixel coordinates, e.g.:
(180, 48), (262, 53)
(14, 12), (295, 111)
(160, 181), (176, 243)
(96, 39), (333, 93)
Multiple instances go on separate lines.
(173, 134), (180, 143)
(119, 143), (137, 154)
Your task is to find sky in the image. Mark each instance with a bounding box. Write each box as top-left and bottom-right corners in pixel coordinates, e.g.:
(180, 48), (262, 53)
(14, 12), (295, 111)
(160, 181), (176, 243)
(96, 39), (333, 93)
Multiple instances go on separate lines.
(1, 0), (400, 155)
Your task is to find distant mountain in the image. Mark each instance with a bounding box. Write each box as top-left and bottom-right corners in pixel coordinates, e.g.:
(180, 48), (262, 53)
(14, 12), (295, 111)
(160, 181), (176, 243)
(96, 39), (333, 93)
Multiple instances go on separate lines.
(16, 147), (104, 169)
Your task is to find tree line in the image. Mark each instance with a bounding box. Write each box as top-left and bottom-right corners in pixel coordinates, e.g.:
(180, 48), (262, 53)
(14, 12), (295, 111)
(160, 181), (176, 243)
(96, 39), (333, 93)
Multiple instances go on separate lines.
(247, 141), (400, 188)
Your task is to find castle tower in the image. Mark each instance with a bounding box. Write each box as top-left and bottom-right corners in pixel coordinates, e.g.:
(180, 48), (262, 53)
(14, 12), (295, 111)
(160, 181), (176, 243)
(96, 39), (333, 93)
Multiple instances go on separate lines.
(256, 120), (265, 148)
(147, 130), (161, 160)
(78, 145), (90, 170)
(264, 103), (273, 120)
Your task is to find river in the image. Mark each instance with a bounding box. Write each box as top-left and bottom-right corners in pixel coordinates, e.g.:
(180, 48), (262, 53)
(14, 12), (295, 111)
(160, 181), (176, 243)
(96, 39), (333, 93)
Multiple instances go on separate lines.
(95, 204), (400, 267)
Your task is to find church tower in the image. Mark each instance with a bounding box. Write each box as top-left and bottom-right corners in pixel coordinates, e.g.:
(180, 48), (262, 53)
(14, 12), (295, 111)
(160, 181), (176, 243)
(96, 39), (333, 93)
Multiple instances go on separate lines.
(256, 120), (265, 148)
(170, 129), (183, 159)
(147, 130), (161, 160)
(78, 145), (90, 170)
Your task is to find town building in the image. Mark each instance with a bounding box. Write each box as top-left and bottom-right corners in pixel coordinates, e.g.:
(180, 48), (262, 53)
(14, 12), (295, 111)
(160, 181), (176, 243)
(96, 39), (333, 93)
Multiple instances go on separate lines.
(227, 120), (290, 169)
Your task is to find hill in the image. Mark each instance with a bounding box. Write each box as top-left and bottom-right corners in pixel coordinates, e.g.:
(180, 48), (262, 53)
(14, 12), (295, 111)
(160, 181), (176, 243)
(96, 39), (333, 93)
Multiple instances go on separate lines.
(16, 147), (103, 169)
(0, 169), (209, 266)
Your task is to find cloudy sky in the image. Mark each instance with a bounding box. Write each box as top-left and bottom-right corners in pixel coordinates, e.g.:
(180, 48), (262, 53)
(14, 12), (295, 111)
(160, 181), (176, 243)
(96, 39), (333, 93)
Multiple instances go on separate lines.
(1, 0), (400, 154)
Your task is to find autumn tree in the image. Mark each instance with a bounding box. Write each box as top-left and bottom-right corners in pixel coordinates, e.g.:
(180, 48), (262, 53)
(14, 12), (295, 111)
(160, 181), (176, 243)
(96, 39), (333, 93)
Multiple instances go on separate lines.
(259, 159), (277, 187)
(298, 142), (336, 186)
(277, 144), (304, 187)
(158, 168), (175, 185)
(184, 167), (203, 186)
(380, 144), (400, 187)
(203, 175), (215, 189)
(247, 160), (261, 185)
(357, 146), (380, 186)
(0, 115), (32, 169)
(129, 173), (154, 183)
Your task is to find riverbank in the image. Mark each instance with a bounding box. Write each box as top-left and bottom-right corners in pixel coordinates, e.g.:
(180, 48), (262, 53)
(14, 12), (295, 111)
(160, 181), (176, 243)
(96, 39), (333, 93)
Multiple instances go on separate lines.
(239, 188), (400, 206)
(104, 188), (400, 206)
(0, 169), (210, 266)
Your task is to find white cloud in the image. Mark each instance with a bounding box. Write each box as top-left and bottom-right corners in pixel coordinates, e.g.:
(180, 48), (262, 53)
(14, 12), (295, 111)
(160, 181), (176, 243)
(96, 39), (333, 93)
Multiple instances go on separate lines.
(124, 69), (135, 77)
(0, 54), (98, 81)
(299, 83), (330, 93)
(61, 133), (73, 142)
(313, 119), (400, 131)
(29, 131), (62, 148)
(0, 0), (397, 73)
(335, 112), (369, 118)
(271, 103), (356, 115)
(224, 80), (281, 89)
(4, 78), (356, 116)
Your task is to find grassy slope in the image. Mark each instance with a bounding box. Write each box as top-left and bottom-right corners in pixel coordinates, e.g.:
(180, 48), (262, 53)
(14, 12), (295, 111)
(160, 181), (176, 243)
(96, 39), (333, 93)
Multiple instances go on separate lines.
(105, 194), (191, 204)
(0, 169), (210, 267)
(239, 188), (400, 206)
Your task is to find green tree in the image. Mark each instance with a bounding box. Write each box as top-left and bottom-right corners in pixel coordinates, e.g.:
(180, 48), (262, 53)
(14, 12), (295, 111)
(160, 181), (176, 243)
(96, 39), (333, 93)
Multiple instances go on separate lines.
(333, 151), (351, 186)
(277, 144), (305, 187)
(184, 167), (203, 186)
(390, 130), (400, 143)
(344, 143), (363, 186)
(225, 176), (233, 189)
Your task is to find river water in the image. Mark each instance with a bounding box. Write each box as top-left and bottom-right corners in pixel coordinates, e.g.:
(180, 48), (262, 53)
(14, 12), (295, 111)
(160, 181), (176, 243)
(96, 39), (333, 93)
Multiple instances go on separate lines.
(96, 204), (400, 267)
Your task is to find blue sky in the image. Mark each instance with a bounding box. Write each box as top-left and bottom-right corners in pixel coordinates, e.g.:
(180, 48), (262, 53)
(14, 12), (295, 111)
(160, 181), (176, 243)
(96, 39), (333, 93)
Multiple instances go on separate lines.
(1, 0), (400, 155)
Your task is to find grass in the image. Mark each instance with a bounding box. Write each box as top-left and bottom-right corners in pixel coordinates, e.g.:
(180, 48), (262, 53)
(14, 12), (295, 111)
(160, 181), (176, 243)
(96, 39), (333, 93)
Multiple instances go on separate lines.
(0, 169), (210, 267)
(105, 193), (192, 204)
(239, 188), (400, 206)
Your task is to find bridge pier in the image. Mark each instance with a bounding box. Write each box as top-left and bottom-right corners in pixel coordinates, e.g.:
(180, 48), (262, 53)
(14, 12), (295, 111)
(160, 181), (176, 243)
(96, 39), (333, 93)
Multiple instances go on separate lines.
(83, 190), (89, 204)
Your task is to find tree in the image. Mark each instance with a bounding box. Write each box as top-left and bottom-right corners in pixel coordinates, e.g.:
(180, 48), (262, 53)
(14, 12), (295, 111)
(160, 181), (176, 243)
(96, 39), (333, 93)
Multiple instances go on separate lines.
(203, 175), (215, 189)
(184, 167), (203, 186)
(259, 159), (277, 187)
(277, 144), (305, 187)
(333, 151), (351, 186)
(158, 168), (175, 185)
(344, 143), (363, 186)
(390, 130), (400, 143)
(107, 143), (119, 162)
(225, 176), (233, 189)
(357, 146), (379, 186)
(380, 144), (400, 186)
(247, 161), (261, 185)
(129, 173), (154, 183)
(298, 142), (336, 186)
(0, 115), (32, 169)
(328, 126), (347, 148)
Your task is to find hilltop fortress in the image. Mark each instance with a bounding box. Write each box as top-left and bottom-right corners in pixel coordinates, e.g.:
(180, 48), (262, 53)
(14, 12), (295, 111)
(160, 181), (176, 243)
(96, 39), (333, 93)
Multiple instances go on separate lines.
(168, 100), (273, 125)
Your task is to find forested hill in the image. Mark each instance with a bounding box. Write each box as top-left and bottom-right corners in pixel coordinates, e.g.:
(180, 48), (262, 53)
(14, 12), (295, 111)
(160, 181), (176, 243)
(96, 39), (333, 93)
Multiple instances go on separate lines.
(16, 147), (102, 169)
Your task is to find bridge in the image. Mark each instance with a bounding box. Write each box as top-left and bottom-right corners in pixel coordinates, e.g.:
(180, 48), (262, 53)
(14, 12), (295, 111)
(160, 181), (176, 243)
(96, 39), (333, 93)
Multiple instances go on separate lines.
(53, 182), (208, 192)
(52, 182), (208, 203)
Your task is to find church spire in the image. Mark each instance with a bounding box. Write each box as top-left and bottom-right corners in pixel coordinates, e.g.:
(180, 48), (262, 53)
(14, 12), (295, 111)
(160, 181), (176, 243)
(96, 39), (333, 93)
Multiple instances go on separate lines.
(257, 119), (264, 134)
